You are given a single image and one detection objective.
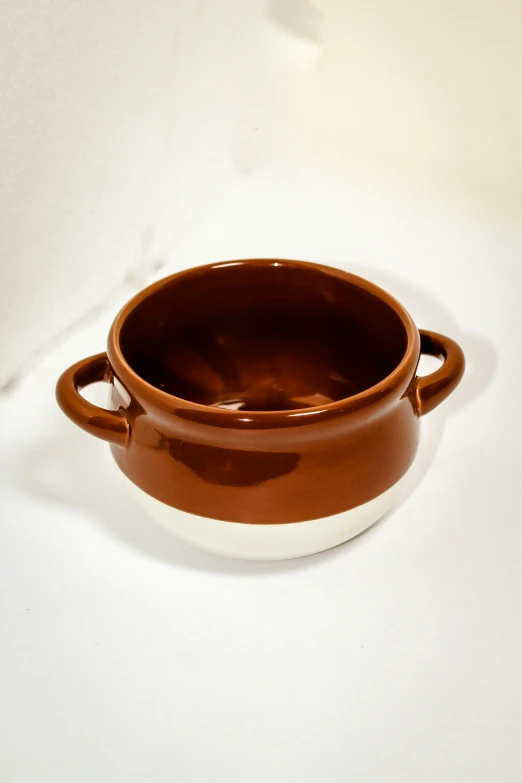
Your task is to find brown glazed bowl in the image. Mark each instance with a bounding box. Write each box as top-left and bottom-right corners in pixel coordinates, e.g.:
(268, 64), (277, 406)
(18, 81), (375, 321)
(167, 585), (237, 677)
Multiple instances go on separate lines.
(56, 259), (465, 560)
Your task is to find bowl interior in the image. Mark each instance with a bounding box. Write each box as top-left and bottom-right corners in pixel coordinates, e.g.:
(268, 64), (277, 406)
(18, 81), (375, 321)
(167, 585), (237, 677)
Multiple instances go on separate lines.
(119, 262), (409, 411)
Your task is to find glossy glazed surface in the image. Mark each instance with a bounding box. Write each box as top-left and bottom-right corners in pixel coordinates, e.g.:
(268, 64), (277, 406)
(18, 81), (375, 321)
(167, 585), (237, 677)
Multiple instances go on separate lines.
(119, 262), (408, 412)
(56, 259), (465, 525)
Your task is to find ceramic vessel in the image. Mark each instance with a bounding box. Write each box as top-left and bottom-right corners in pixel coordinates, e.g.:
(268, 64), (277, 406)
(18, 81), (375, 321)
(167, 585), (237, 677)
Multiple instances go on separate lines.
(56, 259), (465, 560)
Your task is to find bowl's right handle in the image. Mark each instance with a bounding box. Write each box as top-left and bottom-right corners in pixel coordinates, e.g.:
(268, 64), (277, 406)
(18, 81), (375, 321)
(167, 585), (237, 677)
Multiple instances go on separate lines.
(414, 330), (465, 416)
(56, 353), (130, 446)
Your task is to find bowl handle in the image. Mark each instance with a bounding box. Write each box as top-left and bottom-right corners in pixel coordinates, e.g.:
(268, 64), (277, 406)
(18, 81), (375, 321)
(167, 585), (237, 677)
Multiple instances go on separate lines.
(56, 353), (130, 446)
(414, 330), (465, 416)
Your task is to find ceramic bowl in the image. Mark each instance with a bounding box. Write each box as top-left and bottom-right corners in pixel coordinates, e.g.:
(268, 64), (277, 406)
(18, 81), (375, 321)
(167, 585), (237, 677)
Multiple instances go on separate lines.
(56, 259), (465, 559)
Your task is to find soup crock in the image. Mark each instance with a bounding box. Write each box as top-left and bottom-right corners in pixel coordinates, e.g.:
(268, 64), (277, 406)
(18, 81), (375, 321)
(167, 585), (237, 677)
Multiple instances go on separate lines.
(56, 259), (465, 560)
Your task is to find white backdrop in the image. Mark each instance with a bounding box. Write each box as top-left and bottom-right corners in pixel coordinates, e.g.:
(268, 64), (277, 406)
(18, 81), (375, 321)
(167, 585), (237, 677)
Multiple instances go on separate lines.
(1, 0), (521, 385)
(0, 0), (259, 385)
(1, 3), (522, 782)
(1, 167), (521, 783)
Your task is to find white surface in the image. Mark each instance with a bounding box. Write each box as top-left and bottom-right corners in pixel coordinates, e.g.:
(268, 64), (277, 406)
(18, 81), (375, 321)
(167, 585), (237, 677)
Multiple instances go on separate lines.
(124, 470), (411, 561)
(2, 0), (522, 386)
(1, 170), (521, 782)
(0, 0), (258, 385)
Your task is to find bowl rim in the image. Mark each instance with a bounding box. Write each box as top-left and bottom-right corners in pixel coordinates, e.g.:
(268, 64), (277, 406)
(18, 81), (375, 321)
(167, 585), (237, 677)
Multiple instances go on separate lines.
(107, 258), (421, 428)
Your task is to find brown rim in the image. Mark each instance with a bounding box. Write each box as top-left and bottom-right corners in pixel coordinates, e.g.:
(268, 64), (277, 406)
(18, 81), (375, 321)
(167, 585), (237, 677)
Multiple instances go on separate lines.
(107, 259), (421, 428)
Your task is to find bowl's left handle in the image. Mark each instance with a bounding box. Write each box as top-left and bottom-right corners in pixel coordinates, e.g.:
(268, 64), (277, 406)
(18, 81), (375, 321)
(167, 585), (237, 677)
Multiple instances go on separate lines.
(56, 353), (130, 446)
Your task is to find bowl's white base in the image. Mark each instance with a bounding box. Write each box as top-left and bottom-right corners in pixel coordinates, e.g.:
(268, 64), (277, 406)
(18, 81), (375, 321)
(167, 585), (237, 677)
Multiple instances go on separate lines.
(122, 474), (406, 560)
(120, 472), (409, 560)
